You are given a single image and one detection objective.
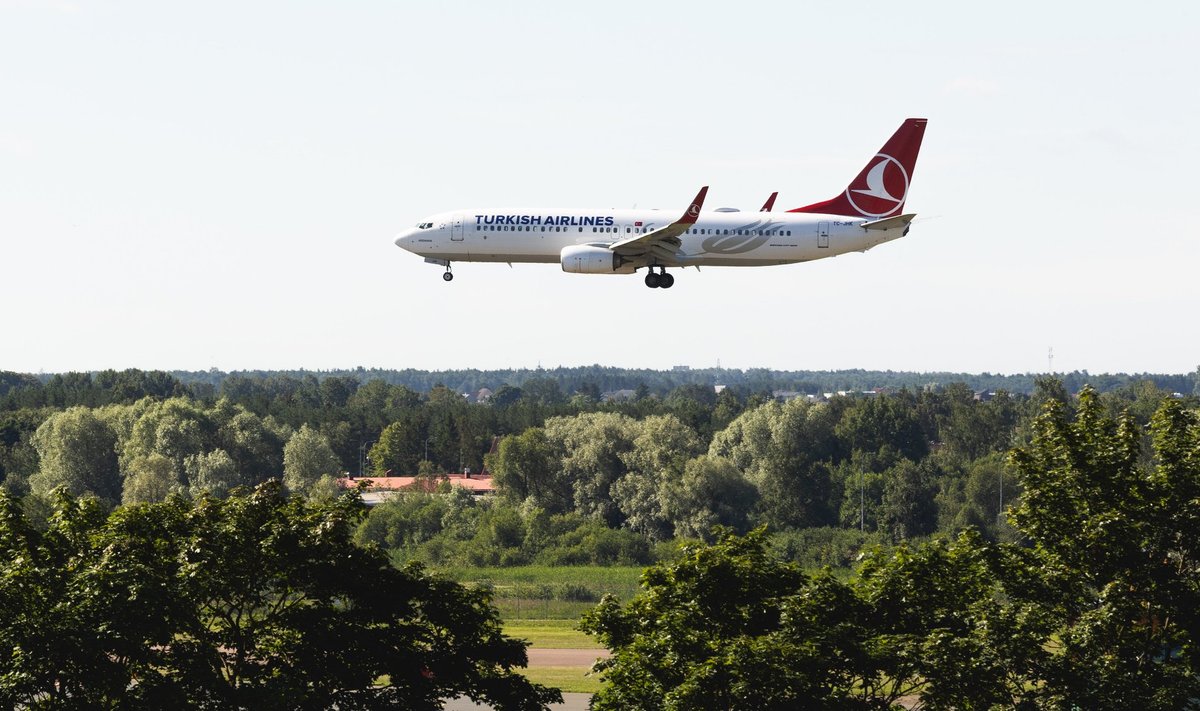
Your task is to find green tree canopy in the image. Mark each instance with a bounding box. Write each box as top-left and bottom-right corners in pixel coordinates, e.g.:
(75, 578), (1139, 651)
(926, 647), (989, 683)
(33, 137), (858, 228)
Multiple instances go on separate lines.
(29, 406), (121, 503)
(122, 452), (182, 504)
(1008, 387), (1200, 707)
(0, 482), (561, 710)
(282, 424), (341, 493)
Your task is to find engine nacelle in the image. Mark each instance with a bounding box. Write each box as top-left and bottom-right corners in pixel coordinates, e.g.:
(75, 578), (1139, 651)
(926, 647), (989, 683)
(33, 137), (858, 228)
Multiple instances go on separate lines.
(560, 245), (630, 274)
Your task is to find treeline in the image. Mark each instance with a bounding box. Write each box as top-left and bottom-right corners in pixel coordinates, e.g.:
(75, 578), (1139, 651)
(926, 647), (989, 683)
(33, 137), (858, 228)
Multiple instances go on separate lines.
(360, 379), (1189, 568)
(5, 366), (1192, 571)
(169, 365), (1200, 396)
(5, 365), (1199, 410)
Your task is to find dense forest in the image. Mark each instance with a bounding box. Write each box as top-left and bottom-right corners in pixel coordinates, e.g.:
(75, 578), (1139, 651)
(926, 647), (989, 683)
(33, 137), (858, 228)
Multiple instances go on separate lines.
(1, 367), (1194, 570)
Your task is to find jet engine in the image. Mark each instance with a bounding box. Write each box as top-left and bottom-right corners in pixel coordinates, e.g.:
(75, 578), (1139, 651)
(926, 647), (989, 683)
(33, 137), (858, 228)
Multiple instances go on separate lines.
(560, 245), (631, 274)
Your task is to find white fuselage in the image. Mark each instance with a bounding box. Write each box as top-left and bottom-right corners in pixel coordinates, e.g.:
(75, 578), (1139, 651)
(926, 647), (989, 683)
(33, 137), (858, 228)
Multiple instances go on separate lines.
(394, 207), (905, 271)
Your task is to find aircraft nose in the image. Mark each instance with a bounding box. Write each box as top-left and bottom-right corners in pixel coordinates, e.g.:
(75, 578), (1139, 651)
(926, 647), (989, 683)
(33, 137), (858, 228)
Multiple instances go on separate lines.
(394, 230), (413, 249)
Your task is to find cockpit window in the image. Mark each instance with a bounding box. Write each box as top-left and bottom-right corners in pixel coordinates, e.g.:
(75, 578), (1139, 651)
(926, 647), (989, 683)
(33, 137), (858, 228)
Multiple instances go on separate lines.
(416, 222), (433, 229)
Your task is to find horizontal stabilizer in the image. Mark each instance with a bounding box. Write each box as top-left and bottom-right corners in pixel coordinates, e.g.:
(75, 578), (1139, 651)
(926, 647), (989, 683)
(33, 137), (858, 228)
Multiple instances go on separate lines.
(862, 213), (916, 231)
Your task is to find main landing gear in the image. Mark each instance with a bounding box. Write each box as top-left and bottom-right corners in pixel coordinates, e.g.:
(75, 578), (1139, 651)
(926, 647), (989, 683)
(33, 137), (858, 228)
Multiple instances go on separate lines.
(644, 267), (674, 289)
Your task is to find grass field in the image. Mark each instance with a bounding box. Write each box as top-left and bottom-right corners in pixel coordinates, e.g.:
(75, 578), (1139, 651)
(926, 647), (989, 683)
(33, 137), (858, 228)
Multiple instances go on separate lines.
(503, 618), (600, 649)
(437, 565), (645, 621)
(439, 565), (644, 592)
(519, 666), (603, 695)
(493, 598), (595, 620)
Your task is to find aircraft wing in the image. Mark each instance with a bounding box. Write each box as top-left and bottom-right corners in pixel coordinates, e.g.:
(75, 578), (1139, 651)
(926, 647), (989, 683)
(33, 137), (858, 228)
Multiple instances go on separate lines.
(609, 186), (708, 261)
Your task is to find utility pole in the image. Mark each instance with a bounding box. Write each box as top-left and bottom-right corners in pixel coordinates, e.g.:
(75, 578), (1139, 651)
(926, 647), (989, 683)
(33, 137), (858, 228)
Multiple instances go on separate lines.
(358, 439), (376, 477)
(1048, 346), (1054, 374)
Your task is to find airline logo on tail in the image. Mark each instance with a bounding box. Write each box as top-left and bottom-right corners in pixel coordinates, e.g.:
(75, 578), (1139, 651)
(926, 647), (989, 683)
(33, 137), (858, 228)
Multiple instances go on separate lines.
(847, 154), (909, 217)
(788, 118), (927, 219)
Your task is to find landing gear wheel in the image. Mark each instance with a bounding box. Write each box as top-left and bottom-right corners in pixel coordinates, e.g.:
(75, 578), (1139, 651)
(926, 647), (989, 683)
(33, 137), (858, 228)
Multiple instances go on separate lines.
(644, 272), (661, 288)
(442, 271), (454, 282)
(659, 272), (675, 289)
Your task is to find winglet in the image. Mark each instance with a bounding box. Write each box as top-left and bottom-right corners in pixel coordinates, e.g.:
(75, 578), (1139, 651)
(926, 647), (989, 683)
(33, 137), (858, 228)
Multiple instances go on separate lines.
(680, 186), (708, 224)
(608, 186), (710, 254)
(760, 192), (778, 212)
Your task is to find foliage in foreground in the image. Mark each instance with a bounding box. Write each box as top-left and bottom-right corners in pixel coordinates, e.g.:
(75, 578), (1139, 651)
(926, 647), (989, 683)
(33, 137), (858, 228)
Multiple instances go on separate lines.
(0, 481), (561, 710)
(582, 389), (1200, 710)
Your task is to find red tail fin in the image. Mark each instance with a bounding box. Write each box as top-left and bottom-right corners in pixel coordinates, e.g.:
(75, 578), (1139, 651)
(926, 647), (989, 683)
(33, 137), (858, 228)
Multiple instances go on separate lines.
(788, 118), (927, 218)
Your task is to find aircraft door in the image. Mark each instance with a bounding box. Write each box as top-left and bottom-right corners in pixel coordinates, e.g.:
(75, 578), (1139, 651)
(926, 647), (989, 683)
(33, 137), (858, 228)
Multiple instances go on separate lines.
(451, 215), (464, 241)
(818, 222), (830, 248)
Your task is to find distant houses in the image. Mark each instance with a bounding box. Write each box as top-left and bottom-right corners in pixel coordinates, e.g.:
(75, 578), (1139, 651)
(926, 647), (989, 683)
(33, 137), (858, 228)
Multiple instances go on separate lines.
(337, 471), (496, 506)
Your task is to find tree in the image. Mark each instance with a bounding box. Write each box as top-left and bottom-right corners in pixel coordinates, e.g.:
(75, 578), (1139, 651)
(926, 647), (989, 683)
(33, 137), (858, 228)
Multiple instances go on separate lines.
(581, 528), (809, 710)
(370, 415), (426, 476)
(936, 389), (1020, 461)
(877, 459), (939, 542)
(0, 490), (188, 708)
(0, 483), (562, 710)
(184, 448), (242, 497)
(122, 452), (182, 504)
(709, 399), (840, 529)
(122, 397), (212, 477)
(29, 406), (121, 503)
(661, 455), (757, 540)
(962, 452), (1019, 525)
(216, 408), (286, 485)
(1008, 387), (1200, 707)
(488, 427), (565, 510)
(282, 424), (341, 494)
(583, 527), (1049, 709)
(318, 375), (359, 408)
(611, 415), (703, 540)
(835, 392), (928, 462)
(543, 412), (640, 526)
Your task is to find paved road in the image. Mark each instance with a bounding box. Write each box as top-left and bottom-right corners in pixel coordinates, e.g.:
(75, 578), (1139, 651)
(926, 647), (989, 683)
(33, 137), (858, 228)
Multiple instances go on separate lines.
(527, 648), (608, 666)
(443, 692), (592, 710)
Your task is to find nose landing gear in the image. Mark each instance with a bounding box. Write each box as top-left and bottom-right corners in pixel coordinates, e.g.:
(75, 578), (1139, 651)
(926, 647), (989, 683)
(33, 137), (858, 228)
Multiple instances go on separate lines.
(425, 258), (454, 282)
(644, 267), (674, 289)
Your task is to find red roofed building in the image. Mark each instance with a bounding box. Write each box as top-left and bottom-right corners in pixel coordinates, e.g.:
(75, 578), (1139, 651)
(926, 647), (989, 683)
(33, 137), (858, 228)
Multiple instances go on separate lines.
(337, 471), (496, 505)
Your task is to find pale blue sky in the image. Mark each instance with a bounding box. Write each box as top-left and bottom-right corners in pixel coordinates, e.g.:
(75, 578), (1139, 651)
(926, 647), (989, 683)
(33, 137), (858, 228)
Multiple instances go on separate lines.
(3, 1), (1198, 375)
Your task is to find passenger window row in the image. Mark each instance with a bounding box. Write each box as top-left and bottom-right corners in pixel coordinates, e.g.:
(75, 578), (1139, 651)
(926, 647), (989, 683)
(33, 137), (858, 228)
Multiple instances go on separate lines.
(471, 225), (794, 236)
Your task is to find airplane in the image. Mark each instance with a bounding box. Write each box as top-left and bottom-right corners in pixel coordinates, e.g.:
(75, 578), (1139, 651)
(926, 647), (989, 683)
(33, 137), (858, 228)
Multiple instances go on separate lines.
(394, 118), (927, 289)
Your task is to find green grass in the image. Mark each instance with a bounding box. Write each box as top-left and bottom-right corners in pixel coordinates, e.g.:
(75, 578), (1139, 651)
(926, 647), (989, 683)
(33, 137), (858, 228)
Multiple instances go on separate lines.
(519, 666), (604, 695)
(439, 564), (644, 592)
(493, 598), (598, 620)
(504, 618), (601, 649)
(433, 564), (645, 621)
